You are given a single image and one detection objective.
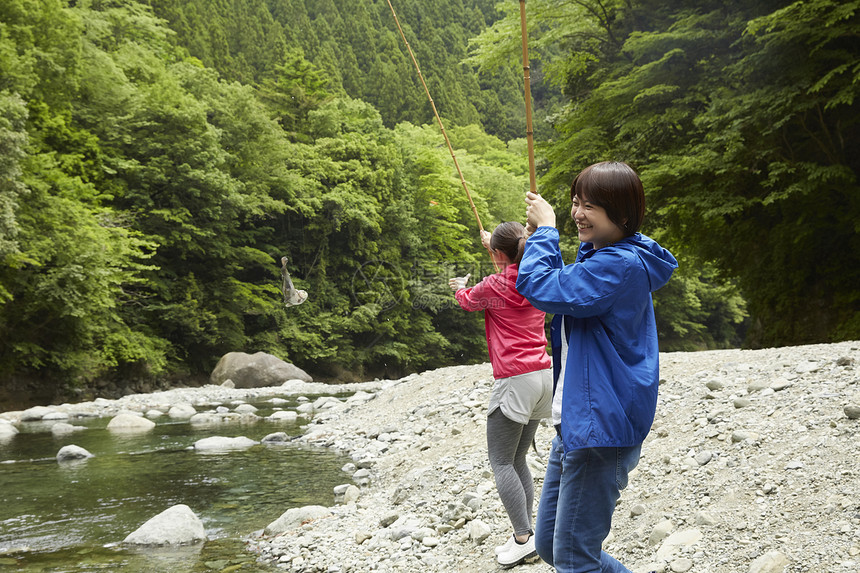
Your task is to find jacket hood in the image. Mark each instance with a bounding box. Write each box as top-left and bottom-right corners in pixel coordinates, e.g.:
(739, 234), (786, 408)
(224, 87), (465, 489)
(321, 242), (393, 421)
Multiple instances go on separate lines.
(615, 233), (677, 292)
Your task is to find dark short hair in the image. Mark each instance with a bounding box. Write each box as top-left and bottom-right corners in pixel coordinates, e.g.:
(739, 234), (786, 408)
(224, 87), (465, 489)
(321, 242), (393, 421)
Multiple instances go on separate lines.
(491, 221), (527, 265)
(569, 161), (645, 236)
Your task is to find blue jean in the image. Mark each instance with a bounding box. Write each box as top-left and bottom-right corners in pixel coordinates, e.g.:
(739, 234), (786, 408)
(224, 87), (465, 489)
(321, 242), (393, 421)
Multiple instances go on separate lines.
(535, 435), (641, 572)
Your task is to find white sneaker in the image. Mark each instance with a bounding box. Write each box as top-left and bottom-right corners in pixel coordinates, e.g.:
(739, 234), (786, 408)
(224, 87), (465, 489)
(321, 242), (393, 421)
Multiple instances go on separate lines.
(497, 535), (538, 569)
(494, 534), (515, 555)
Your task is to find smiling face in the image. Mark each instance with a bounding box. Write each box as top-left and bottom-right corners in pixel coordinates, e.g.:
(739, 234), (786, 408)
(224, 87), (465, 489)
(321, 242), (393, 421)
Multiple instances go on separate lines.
(571, 194), (625, 250)
(568, 162), (646, 249)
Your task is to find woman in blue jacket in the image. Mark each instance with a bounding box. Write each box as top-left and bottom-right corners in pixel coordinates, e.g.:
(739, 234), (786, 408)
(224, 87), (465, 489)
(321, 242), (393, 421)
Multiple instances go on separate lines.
(516, 161), (677, 572)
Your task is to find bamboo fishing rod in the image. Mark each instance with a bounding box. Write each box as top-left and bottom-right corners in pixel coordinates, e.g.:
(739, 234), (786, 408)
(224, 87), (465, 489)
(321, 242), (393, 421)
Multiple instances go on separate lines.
(519, 0), (538, 195)
(385, 0), (484, 234)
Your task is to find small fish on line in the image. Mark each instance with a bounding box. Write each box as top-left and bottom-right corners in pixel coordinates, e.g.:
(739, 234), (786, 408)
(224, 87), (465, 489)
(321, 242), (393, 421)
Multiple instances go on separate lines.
(281, 256), (308, 307)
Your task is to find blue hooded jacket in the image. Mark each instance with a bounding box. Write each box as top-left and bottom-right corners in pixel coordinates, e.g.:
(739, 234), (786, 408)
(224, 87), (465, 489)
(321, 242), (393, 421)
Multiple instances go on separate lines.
(516, 226), (678, 452)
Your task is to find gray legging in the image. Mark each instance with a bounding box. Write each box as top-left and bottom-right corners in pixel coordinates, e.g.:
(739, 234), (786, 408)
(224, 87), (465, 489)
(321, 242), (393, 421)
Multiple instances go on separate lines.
(487, 408), (541, 537)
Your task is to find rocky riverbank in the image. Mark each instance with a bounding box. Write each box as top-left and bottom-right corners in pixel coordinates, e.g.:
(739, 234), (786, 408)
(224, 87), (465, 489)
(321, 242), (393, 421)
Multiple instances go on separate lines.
(248, 341), (860, 573)
(2, 342), (859, 573)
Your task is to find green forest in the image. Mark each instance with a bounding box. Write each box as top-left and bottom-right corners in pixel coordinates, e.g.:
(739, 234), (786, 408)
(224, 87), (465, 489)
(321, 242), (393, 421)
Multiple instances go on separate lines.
(0, 0), (857, 403)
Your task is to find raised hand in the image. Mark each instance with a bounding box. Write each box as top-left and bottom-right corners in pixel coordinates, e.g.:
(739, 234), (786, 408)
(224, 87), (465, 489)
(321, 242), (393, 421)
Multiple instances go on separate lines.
(448, 273), (471, 291)
(524, 192), (556, 233)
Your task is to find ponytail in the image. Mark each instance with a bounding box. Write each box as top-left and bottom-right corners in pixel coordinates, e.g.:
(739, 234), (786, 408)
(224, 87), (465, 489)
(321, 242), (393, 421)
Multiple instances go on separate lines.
(490, 221), (527, 266)
(514, 235), (526, 265)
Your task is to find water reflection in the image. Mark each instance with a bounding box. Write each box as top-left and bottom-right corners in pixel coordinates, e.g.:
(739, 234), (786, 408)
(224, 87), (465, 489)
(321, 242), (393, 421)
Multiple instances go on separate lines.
(0, 395), (352, 572)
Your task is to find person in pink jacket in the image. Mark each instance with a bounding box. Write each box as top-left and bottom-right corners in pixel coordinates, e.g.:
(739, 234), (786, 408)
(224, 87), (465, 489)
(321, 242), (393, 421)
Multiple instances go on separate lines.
(449, 221), (553, 569)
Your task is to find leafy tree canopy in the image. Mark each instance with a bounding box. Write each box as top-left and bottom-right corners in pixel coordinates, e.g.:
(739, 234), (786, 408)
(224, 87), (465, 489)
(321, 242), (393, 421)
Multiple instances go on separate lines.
(470, 0), (859, 347)
(0, 0), (527, 399)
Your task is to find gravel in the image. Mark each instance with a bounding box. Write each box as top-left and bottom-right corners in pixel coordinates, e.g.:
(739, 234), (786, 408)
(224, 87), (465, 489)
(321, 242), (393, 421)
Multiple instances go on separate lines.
(3, 341), (858, 572)
(246, 341), (860, 573)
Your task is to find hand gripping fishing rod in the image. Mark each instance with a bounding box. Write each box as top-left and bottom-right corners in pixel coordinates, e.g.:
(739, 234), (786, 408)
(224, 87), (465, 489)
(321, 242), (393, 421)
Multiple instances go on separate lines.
(385, 0), (485, 235)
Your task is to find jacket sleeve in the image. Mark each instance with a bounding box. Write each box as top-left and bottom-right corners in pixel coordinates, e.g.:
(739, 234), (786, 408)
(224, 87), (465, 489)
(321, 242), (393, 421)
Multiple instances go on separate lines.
(516, 227), (630, 317)
(454, 273), (503, 311)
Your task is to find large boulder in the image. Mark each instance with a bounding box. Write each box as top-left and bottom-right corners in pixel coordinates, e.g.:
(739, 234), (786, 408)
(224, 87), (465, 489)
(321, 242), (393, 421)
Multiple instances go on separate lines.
(264, 505), (331, 536)
(193, 436), (258, 451)
(123, 504), (207, 545)
(51, 422), (86, 436)
(106, 413), (156, 432)
(167, 404), (197, 419)
(21, 406), (54, 421)
(749, 551), (790, 573)
(56, 444), (93, 462)
(0, 421), (19, 440)
(210, 352), (312, 388)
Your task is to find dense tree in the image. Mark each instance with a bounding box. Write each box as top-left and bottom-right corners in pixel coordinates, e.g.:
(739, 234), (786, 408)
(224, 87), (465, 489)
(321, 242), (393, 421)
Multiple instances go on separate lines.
(147, 0), (529, 136)
(256, 51), (332, 142)
(0, 0), (166, 382)
(668, 0), (860, 344)
(470, 0), (859, 347)
(0, 93), (27, 270)
(0, 0), (530, 397)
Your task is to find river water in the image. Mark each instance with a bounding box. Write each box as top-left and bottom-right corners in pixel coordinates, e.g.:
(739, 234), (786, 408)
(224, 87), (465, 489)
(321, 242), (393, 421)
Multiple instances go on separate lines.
(0, 394), (352, 572)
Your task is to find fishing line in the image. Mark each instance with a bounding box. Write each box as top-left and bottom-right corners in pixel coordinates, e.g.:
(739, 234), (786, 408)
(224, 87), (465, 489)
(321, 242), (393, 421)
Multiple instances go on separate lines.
(384, 0), (484, 234)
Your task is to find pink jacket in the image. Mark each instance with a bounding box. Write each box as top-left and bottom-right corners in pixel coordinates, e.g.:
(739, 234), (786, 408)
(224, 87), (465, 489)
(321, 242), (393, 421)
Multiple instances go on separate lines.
(455, 264), (550, 379)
